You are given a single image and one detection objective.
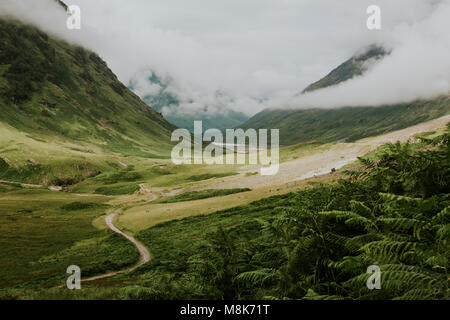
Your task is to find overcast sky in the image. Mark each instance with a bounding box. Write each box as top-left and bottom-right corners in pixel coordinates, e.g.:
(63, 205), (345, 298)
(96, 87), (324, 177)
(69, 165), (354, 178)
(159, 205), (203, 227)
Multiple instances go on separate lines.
(2, 0), (449, 115)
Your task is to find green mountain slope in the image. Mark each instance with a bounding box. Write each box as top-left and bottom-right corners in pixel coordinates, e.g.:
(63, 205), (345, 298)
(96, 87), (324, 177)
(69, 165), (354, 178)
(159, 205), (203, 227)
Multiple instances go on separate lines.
(0, 19), (175, 154)
(240, 97), (450, 145)
(240, 46), (450, 145)
(0, 18), (176, 185)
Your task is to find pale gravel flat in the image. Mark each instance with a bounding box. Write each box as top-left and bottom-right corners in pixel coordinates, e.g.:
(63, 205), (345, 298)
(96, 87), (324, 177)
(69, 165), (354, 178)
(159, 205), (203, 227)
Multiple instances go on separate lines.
(194, 114), (450, 190)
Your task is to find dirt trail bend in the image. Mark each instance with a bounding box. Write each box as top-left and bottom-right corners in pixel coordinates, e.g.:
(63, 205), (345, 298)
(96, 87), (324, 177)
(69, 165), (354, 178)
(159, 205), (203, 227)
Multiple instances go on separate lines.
(81, 210), (150, 282)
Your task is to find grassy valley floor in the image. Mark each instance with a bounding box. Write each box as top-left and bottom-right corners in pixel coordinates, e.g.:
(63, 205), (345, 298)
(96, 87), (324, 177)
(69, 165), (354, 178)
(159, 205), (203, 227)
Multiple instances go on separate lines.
(0, 115), (449, 299)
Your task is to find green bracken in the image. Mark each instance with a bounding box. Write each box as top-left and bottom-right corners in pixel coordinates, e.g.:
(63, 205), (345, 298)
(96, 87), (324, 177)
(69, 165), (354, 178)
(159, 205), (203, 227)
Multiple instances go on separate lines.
(156, 188), (251, 203)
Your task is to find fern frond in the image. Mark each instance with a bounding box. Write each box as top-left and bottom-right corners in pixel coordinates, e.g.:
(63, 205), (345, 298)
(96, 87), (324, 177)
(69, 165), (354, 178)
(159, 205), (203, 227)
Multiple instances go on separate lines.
(432, 206), (450, 224)
(381, 270), (440, 291)
(350, 200), (372, 218)
(234, 268), (278, 286)
(377, 217), (429, 240)
(324, 232), (348, 249)
(425, 255), (448, 268)
(345, 233), (384, 253)
(435, 223), (450, 240)
(360, 240), (420, 263)
(379, 193), (422, 204)
(320, 210), (376, 231)
(328, 256), (364, 273)
(394, 288), (440, 300)
(345, 264), (441, 294)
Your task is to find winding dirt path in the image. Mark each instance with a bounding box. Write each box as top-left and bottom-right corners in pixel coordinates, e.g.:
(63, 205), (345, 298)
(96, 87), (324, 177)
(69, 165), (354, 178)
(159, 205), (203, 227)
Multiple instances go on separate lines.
(81, 210), (150, 282)
(0, 179), (99, 195)
(0, 179), (43, 188)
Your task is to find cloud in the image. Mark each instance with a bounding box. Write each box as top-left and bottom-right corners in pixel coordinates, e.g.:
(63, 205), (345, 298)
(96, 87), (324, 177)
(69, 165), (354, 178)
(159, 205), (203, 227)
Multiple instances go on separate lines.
(0, 0), (101, 48)
(1, 0), (449, 115)
(286, 0), (450, 109)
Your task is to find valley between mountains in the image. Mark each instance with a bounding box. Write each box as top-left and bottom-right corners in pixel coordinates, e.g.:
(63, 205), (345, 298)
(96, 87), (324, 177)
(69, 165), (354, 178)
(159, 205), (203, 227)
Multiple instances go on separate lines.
(83, 114), (450, 285)
(1, 4), (449, 300)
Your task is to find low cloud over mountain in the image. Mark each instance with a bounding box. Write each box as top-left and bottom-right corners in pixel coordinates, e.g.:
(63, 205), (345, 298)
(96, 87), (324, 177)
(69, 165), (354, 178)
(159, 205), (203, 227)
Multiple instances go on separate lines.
(2, 0), (449, 115)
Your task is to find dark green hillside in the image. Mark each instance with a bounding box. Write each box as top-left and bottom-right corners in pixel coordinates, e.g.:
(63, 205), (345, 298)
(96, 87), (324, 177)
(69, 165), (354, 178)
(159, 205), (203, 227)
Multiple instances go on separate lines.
(241, 96), (450, 145)
(0, 19), (176, 156)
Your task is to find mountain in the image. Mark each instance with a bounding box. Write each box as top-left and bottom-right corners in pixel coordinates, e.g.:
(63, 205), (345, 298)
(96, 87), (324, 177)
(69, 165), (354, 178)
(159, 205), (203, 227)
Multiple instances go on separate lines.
(158, 109), (248, 133)
(0, 18), (176, 185)
(132, 73), (249, 132)
(240, 46), (450, 145)
(0, 19), (175, 155)
(301, 45), (387, 93)
(55, 0), (68, 10)
(240, 98), (449, 145)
